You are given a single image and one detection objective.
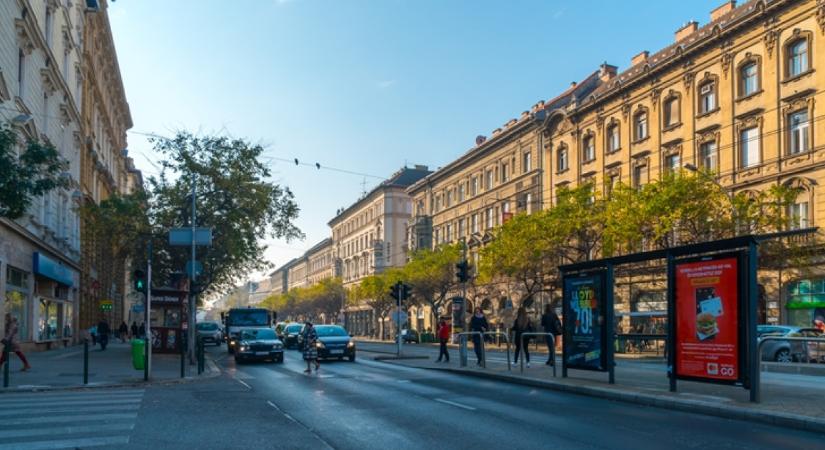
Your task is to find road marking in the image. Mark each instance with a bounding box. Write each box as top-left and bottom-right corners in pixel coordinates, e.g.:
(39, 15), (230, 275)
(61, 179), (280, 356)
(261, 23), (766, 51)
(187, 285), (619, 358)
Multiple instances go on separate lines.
(0, 413), (138, 427)
(0, 404), (141, 417)
(0, 397), (143, 407)
(435, 398), (477, 411)
(397, 379), (411, 383)
(267, 400), (297, 423)
(0, 422), (135, 439)
(0, 435), (131, 450)
(235, 378), (252, 390)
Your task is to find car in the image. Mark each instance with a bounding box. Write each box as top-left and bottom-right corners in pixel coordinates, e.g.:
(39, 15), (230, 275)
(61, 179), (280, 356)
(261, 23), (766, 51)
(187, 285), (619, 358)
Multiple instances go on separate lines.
(758, 325), (824, 362)
(313, 325), (356, 362)
(282, 323), (304, 349)
(234, 328), (284, 364)
(396, 329), (419, 344)
(196, 321), (223, 346)
(275, 321), (288, 341)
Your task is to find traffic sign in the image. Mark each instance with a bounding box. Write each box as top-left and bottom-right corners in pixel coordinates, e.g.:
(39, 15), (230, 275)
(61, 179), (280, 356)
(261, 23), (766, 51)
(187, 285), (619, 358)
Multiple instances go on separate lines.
(132, 303), (145, 313)
(168, 228), (213, 246)
(391, 310), (408, 324)
(100, 299), (114, 311)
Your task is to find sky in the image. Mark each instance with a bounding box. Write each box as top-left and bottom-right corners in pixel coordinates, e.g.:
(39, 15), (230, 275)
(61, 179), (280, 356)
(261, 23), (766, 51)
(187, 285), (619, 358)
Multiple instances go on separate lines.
(109, 0), (724, 283)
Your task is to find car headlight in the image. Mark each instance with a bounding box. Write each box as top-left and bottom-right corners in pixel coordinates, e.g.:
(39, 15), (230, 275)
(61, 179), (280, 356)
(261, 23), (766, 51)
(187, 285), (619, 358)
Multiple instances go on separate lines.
(239, 345), (247, 351)
(274, 343), (283, 349)
(315, 341), (324, 349)
(230, 340), (237, 346)
(347, 340), (355, 348)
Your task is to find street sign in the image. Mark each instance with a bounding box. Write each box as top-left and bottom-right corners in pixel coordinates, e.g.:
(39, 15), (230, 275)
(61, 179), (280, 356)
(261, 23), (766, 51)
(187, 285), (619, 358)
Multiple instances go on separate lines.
(168, 228), (213, 246)
(132, 303), (145, 313)
(185, 260), (203, 278)
(391, 310), (408, 324)
(100, 299), (114, 311)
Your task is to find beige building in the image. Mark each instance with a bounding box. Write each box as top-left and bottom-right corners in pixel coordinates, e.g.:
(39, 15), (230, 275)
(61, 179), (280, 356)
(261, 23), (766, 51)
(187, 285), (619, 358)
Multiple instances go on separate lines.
(306, 238), (334, 286)
(287, 258), (308, 291)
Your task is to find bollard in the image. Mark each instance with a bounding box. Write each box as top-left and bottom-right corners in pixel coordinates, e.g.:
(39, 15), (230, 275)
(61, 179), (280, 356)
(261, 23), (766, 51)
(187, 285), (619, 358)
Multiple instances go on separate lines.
(180, 334), (186, 379)
(2, 343), (9, 388)
(144, 337), (148, 382)
(83, 339), (89, 385)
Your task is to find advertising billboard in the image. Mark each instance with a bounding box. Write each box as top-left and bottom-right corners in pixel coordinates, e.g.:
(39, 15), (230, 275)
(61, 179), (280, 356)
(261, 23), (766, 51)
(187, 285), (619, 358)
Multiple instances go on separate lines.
(674, 254), (743, 384)
(563, 272), (608, 371)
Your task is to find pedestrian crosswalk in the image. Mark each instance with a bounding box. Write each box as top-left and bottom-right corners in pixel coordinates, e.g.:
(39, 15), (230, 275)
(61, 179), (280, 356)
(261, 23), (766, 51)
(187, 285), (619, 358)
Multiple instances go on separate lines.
(0, 388), (144, 449)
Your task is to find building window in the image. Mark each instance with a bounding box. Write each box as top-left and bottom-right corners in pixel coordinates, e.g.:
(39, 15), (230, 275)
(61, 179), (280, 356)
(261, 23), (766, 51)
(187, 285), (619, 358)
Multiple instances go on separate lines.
(665, 154), (680, 174)
(787, 38), (809, 78)
(18, 49), (25, 98)
(471, 214), (478, 234)
(471, 177), (478, 196)
(634, 112), (648, 141)
(525, 193), (533, 214)
(607, 124), (620, 152)
(501, 162), (509, 183)
(435, 195), (441, 212)
(789, 200), (809, 230)
(582, 135), (595, 162)
(663, 97), (679, 127)
(446, 190), (453, 208)
(699, 81), (716, 114)
(458, 183), (465, 202)
(458, 218), (465, 237)
(5, 266), (30, 342)
(45, 8), (54, 48)
(523, 151), (532, 172)
(485, 208), (493, 229)
(740, 62), (758, 97)
(740, 127), (760, 168)
(700, 141), (717, 171)
(632, 164), (646, 189)
(446, 224), (452, 242)
(485, 170), (493, 190)
(557, 146), (568, 172)
(788, 110), (810, 155)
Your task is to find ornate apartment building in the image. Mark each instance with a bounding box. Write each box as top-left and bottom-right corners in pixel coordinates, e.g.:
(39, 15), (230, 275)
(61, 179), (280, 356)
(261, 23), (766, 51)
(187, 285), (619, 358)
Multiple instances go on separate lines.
(541, 0), (825, 327)
(306, 238), (334, 286)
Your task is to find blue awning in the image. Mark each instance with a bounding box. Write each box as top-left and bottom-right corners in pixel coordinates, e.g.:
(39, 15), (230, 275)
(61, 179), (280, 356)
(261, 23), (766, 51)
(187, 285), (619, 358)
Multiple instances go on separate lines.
(32, 252), (73, 287)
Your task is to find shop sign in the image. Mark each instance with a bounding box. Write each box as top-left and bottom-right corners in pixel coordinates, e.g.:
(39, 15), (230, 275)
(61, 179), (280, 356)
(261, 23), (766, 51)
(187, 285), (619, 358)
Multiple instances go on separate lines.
(563, 271), (608, 372)
(32, 252), (73, 287)
(674, 254), (743, 384)
(100, 299), (113, 311)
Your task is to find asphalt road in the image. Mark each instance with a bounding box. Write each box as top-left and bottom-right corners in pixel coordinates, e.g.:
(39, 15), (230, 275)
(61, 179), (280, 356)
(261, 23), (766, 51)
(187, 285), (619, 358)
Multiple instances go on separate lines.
(3, 345), (820, 449)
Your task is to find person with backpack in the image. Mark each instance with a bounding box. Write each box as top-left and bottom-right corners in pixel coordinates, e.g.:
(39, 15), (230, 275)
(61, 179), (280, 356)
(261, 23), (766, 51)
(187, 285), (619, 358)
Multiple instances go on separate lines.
(541, 303), (562, 366)
(512, 307), (534, 367)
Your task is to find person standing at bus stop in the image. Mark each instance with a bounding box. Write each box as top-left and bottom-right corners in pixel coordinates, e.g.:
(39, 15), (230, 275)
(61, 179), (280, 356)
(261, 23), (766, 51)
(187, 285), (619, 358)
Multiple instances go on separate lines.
(541, 303), (562, 366)
(512, 307), (534, 367)
(436, 319), (451, 362)
(469, 307), (489, 366)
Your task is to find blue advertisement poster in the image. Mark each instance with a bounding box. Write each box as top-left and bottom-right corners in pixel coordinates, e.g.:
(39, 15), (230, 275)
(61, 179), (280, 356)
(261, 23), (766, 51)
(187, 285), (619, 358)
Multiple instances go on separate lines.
(563, 273), (607, 371)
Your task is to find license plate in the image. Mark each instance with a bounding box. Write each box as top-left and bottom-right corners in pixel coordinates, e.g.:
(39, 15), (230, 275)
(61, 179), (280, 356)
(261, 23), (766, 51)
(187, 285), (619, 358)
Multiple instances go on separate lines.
(255, 351), (269, 356)
(330, 350), (344, 355)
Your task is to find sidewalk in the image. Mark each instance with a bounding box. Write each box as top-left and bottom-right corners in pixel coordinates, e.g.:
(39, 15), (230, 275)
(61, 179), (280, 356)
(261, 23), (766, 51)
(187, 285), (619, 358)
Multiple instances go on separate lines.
(357, 340), (825, 433)
(0, 341), (219, 392)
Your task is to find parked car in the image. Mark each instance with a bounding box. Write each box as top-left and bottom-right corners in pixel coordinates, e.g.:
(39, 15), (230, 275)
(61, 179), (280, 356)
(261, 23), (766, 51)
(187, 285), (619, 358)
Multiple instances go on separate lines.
(283, 323), (304, 349)
(396, 329), (419, 344)
(313, 325), (356, 362)
(196, 321), (223, 346)
(757, 325), (824, 362)
(275, 322), (288, 340)
(234, 328), (284, 364)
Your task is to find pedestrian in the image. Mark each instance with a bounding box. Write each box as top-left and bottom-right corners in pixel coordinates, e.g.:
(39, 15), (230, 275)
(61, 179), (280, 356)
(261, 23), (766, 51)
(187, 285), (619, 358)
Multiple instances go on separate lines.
(302, 322), (320, 373)
(97, 319), (111, 350)
(138, 322), (145, 338)
(436, 319), (450, 362)
(1, 313), (31, 371)
(88, 324), (97, 346)
(540, 303), (562, 366)
(118, 321), (129, 343)
(469, 307), (489, 366)
(131, 321), (138, 339)
(512, 306), (534, 367)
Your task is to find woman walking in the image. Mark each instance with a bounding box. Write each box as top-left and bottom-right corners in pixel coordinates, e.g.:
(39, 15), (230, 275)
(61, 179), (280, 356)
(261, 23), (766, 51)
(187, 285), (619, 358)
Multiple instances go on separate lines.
(469, 307), (489, 366)
(512, 307), (534, 367)
(1, 313), (31, 371)
(302, 322), (320, 374)
(435, 319), (451, 363)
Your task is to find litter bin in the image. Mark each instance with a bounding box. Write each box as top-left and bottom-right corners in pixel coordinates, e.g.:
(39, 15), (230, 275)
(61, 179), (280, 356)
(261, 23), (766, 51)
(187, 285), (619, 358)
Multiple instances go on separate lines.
(131, 339), (146, 370)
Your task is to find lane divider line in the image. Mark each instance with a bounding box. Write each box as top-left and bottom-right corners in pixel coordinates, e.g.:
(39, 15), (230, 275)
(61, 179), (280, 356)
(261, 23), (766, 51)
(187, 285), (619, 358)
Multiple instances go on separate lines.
(235, 378), (252, 390)
(435, 398), (477, 411)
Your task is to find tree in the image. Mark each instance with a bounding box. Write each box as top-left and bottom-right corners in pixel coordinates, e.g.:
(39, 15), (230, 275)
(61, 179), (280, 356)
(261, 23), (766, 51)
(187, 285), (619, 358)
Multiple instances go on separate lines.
(351, 269), (404, 339)
(0, 124), (67, 219)
(405, 243), (462, 328)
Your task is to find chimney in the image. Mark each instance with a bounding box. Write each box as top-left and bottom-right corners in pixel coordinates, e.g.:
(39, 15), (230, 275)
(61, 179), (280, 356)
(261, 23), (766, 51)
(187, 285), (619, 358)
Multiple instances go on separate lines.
(599, 62), (618, 81)
(710, 1), (736, 22)
(631, 50), (649, 66)
(570, 81), (577, 89)
(675, 21), (699, 42)
(475, 135), (487, 146)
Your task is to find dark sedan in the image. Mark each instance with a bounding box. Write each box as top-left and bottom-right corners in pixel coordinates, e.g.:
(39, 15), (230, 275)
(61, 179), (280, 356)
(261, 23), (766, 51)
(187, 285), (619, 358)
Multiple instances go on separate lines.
(283, 323), (303, 349)
(234, 328), (284, 364)
(313, 325), (356, 362)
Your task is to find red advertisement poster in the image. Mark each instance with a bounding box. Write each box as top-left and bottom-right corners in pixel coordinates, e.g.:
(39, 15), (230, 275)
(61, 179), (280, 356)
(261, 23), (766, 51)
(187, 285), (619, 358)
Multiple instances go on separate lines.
(675, 256), (740, 382)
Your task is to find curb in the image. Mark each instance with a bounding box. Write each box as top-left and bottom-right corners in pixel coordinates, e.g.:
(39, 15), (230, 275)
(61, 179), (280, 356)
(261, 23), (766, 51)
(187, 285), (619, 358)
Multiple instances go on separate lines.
(373, 359), (825, 434)
(372, 355), (430, 361)
(0, 359), (221, 394)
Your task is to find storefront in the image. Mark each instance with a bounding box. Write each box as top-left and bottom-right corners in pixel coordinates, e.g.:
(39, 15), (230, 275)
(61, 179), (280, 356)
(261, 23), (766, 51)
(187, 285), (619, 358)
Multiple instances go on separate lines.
(148, 287), (188, 354)
(785, 279), (825, 330)
(32, 252), (76, 349)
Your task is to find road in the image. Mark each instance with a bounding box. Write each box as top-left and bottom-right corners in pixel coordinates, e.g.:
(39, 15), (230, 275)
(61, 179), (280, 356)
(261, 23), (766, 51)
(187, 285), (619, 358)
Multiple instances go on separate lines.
(0, 345), (821, 449)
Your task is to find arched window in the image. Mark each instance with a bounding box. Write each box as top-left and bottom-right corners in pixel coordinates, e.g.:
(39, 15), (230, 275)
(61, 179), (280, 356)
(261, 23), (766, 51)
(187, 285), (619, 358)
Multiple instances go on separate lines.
(633, 111), (648, 141)
(787, 37), (809, 78)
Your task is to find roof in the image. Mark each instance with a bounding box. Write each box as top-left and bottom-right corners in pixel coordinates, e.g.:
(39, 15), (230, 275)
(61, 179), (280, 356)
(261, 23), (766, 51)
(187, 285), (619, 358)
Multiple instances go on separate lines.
(305, 238), (333, 257)
(328, 166), (431, 226)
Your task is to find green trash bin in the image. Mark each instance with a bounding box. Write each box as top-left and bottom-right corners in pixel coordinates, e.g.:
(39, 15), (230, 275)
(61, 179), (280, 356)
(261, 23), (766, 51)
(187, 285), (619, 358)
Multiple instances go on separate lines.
(131, 339), (146, 370)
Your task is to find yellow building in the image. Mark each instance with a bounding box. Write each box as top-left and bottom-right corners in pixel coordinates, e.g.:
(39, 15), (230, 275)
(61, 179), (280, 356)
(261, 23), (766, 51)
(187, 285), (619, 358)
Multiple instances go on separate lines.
(543, 0), (825, 327)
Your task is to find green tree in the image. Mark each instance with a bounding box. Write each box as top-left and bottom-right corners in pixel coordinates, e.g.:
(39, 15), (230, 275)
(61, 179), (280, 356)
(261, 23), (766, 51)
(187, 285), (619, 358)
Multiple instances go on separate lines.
(0, 124), (67, 219)
(404, 243), (462, 328)
(352, 269), (404, 339)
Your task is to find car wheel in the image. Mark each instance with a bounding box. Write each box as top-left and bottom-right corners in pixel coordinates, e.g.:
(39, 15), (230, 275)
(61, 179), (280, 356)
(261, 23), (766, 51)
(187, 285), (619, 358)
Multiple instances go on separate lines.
(774, 349), (791, 363)
(338, 356), (344, 361)
(277, 355), (284, 363)
(348, 354), (356, 362)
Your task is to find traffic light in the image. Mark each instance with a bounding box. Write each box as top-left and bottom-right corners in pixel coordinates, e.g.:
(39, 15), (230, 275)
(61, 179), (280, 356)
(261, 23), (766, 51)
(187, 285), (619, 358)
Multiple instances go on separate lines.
(133, 269), (147, 294)
(389, 282), (400, 301)
(401, 283), (411, 301)
(456, 260), (469, 283)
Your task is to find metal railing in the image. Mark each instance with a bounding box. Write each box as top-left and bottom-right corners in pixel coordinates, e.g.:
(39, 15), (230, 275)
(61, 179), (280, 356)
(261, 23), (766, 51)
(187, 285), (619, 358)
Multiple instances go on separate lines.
(455, 332), (483, 368)
(482, 331), (512, 371)
(518, 332), (556, 376)
(753, 335), (825, 403)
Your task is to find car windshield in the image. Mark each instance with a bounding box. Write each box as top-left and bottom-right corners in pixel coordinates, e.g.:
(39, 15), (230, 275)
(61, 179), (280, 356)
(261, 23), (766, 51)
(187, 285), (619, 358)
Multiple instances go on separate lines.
(197, 323), (219, 331)
(286, 324), (303, 333)
(241, 329), (276, 340)
(228, 310), (269, 326)
(316, 326), (348, 337)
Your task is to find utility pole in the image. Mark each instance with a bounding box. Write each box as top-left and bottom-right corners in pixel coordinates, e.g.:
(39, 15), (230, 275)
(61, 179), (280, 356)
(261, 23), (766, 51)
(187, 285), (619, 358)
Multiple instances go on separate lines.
(189, 175), (197, 365)
(146, 239), (152, 380)
(460, 239), (468, 360)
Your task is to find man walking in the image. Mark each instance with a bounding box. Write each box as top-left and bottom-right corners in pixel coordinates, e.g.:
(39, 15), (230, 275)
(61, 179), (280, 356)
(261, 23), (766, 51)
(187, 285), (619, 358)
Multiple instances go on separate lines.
(1, 313), (31, 371)
(97, 319), (111, 350)
(541, 303), (562, 366)
(435, 319), (450, 362)
(118, 321), (129, 343)
(469, 307), (489, 366)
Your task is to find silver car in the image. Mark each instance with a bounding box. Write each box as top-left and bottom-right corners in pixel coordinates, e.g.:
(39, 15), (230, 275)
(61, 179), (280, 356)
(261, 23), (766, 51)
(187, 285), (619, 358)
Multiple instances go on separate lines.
(758, 325), (824, 362)
(196, 321), (223, 346)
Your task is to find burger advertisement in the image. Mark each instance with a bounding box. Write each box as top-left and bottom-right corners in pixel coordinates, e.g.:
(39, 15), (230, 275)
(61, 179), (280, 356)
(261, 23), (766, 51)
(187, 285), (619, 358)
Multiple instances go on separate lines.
(675, 255), (741, 383)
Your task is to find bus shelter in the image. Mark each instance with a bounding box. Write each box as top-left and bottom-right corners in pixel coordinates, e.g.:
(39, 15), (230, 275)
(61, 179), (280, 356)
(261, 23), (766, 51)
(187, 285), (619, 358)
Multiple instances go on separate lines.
(148, 287), (188, 354)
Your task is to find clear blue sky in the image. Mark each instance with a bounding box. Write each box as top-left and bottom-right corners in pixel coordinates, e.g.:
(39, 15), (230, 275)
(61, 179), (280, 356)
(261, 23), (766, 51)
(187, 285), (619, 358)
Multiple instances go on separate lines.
(110, 0), (723, 280)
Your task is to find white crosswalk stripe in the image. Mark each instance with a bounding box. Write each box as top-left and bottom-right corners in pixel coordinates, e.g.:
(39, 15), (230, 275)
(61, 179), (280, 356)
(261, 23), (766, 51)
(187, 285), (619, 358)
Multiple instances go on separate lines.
(0, 389), (144, 449)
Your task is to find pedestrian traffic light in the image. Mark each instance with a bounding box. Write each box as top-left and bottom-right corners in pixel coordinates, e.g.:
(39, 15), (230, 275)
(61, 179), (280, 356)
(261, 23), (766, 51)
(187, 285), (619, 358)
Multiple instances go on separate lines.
(133, 269), (147, 294)
(456, 261), (469, 283)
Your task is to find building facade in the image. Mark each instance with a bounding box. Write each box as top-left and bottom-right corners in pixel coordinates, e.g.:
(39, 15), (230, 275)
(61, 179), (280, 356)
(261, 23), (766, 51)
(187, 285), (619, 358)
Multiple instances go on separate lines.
(542, 0), (825, 327)
(305, 238), (334, 286)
